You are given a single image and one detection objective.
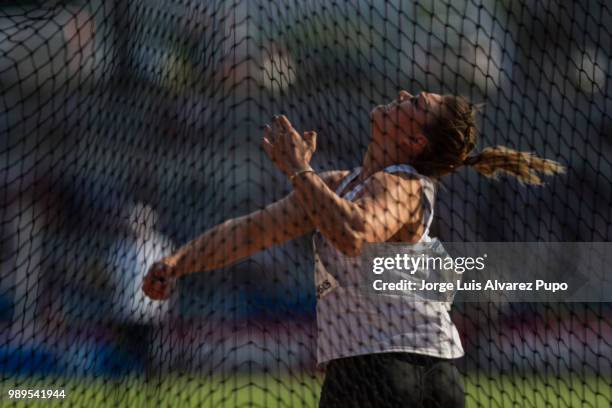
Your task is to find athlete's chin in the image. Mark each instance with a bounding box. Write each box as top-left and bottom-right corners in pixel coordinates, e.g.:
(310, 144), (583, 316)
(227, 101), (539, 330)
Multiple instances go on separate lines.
(369, 107), (378, 119)
(369, 112), (382, 133)
(369, 106), (385, 124)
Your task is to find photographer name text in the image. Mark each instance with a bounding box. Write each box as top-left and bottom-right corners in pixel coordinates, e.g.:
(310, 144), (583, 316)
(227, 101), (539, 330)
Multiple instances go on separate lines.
(372, 279), (568, 293)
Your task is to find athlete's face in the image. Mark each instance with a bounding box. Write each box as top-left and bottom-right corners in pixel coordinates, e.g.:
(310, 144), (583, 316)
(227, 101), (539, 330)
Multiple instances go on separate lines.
(370, 90), (445, 156)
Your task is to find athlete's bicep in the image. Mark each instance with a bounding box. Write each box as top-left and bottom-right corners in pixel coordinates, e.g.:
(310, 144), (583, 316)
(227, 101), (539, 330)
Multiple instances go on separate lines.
(351, 172), (423, 243)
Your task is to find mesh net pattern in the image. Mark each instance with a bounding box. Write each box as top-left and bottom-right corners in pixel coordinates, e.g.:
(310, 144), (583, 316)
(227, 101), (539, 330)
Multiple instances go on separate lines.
(1, 0), (611, 407)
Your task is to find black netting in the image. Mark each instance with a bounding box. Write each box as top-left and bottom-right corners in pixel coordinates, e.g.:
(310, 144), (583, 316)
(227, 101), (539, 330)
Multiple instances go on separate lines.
(1, 0), (611, 407)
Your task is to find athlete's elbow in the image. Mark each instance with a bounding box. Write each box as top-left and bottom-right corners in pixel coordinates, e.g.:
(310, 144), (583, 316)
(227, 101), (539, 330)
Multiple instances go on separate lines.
(334, 228), (365, 257)
(338, 241), (363, 257)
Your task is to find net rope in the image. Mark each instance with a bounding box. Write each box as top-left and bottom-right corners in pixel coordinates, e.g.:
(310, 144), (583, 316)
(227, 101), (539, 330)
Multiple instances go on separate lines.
(1, 0), (611, 407)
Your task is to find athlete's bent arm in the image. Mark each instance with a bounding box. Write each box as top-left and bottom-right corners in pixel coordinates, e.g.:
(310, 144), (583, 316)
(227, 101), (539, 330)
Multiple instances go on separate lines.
(292, 171), (423, 256)
(264, 115), (423, 257)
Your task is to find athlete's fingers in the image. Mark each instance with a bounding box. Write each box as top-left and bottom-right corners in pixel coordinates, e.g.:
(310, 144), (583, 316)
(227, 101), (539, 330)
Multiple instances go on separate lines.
(398, 90), (412, 101)
(143, 280), (163, 300)
(273, 115), (296, 146)
(155, 283), (171, 298)
(277, 115), (293, 133)
(149, 260), (174, 279)
(303, 131), (317, 150)
(263, 124), (273, 142)
(146, 287), (169, 301)
(144, 284), (161, 299)
(271, 116), (284, 139)
(143, 276), (160, 293)
(149, 267), (167, 280)
(144, 276), (172, 300)
(143, 264), (174, 300)
(262, 137), (275, 160)
(151, 277), (167, 289)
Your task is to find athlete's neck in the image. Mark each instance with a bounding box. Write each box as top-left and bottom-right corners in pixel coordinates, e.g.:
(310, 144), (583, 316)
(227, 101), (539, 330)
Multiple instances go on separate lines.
(359, 138), (412, 181)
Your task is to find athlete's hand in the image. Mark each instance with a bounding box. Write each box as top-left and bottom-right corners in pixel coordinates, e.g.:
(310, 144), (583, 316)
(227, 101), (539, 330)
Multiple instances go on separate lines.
(142, 259), (177, 301)
(262, 115), (317, 177)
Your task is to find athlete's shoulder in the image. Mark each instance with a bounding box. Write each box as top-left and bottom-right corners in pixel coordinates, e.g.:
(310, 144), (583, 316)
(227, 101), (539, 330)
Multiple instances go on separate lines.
(370, 168), (421, 186)
(376, 165), (433, 190)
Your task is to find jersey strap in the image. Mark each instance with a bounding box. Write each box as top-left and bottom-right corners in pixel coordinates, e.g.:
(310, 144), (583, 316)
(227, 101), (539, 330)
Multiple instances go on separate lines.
(380, 164), (435, 239)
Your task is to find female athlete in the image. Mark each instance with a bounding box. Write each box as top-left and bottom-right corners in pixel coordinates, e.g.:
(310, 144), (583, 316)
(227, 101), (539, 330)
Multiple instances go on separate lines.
(143, 90), (563, 407)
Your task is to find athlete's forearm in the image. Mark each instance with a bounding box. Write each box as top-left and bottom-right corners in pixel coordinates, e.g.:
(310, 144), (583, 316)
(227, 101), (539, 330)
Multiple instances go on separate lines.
(166, 193), (313, 277)
(166, 217), (253, 277)
(290, 171), (365, 255)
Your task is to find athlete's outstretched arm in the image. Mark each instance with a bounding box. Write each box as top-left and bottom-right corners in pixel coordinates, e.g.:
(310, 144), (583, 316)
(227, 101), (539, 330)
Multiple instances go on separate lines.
(143, 170), (347, 300)
(167, 170), (347, 277)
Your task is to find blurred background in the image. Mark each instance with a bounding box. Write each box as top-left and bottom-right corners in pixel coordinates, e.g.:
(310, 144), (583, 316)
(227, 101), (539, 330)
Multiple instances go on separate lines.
(1, 0), (611, 406)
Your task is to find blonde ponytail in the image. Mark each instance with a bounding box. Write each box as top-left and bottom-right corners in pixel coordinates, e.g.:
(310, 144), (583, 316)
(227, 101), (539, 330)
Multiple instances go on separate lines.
(415, 95), (565, 185)
(463, 146), (565, 186)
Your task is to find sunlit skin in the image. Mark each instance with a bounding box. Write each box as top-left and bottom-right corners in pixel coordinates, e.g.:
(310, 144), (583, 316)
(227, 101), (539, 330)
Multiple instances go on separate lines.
(143, 90), (448, 300)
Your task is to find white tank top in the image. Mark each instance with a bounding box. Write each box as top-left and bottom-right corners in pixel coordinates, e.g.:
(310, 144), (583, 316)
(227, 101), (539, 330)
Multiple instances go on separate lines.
(313, 164), (464, 365)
